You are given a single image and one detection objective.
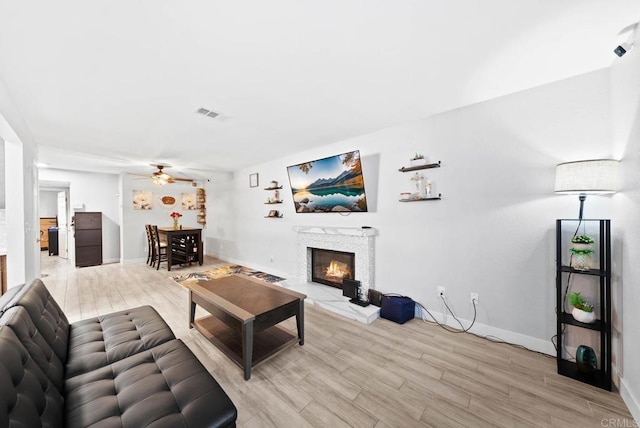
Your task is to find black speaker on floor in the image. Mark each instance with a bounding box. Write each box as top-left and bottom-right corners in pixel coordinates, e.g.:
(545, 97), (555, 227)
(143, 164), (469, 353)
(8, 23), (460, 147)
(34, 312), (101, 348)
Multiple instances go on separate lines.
(368, 289), (383, 307)
(343, 279), (369, 307)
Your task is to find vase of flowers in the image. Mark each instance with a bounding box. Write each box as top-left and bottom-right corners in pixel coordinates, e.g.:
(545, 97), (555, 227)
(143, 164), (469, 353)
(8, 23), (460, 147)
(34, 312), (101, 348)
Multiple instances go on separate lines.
(170, 211), (182, 229)
(570, 235), (594, 270)
(568, 291), (596, 323)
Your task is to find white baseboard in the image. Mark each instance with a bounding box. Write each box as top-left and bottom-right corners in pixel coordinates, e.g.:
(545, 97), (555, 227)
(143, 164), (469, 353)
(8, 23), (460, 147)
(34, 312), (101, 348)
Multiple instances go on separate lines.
(619, 377), (640, 425)
(122, 257), (147, 265)
(414, 304), (556, 356)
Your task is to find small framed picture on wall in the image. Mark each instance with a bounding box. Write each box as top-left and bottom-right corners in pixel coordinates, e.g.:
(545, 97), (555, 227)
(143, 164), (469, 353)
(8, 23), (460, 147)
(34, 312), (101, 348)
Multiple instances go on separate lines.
(250, 173), (259, 188)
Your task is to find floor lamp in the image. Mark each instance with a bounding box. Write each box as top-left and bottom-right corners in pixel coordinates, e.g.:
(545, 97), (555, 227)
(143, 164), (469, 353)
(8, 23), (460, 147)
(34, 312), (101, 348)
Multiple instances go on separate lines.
(554, 159), (619, 220)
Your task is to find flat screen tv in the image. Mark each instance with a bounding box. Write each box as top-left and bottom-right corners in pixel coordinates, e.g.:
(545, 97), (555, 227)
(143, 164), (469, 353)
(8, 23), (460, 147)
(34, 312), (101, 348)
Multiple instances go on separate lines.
(287, 150), (368, 213)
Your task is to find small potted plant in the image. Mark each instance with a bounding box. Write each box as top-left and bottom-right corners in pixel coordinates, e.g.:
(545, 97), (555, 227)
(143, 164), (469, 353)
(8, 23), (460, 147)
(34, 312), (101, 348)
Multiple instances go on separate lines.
(568, 291), (596, 323)
(570, 235), (594, 270)
(410, 153), (427, 167)
(170, 211), (182, 229)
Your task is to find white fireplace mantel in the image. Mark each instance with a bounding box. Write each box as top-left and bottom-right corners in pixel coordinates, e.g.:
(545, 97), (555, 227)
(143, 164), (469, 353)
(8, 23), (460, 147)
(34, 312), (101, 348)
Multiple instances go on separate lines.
(294, 226), (376, 297)
(293, 226), (376, 237)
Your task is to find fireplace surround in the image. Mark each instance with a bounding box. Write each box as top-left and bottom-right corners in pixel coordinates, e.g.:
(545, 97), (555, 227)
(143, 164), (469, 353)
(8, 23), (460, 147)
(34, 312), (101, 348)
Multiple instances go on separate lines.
(294, 226), (375, 300)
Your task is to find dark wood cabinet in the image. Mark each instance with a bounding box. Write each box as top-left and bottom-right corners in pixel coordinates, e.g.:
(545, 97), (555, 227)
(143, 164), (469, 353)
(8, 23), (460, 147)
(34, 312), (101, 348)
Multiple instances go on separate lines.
(74, 212), (102, 267)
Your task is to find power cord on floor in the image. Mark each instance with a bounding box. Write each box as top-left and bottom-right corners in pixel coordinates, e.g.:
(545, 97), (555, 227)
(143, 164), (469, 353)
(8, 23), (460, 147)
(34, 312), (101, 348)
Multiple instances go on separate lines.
(414, 294), (554, 359)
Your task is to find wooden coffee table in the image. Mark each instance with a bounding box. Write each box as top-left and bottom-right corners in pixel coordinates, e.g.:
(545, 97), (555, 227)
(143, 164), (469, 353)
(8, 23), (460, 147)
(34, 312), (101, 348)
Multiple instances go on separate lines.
(187, 275), (306, 380)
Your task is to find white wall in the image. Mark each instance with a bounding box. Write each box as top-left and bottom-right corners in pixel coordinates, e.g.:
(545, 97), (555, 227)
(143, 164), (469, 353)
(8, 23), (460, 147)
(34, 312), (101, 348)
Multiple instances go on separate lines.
(38, 190), (58, 218)
(39, 169), (120, 263)
(208, 69), (613, 355)
(1, 83), (39, 287)
(611, 28), (640, 422)
(0, 139), (4, 208)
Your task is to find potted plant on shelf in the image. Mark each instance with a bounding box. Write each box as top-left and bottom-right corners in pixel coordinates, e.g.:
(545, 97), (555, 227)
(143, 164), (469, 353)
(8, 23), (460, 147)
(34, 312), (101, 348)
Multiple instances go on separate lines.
(570, 234), (594, 270)
(568, 291), (596, 323)
(410, 153), (428, 167)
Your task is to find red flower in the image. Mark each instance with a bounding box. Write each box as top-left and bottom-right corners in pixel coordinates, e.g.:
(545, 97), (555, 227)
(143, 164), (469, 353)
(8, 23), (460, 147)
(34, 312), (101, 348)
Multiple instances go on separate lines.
(170, 212), (182, 219)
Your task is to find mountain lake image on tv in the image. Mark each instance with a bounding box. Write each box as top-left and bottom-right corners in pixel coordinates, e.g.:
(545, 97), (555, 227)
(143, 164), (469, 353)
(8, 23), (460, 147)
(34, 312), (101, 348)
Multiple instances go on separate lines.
(287, 150), (368, 213)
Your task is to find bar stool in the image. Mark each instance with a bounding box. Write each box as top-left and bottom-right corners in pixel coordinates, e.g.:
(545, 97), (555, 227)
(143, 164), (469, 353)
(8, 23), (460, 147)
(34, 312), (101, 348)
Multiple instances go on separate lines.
(150, 225), (168, 270)
(144, 224), (153, 265)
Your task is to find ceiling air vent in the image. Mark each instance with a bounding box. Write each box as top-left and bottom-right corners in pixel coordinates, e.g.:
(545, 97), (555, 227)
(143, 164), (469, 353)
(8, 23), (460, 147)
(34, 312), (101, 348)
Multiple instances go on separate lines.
(196, 107), (219, 119)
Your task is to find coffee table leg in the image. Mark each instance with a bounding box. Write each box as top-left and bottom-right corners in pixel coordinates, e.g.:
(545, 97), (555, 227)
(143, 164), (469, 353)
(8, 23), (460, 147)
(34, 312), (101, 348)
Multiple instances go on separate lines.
(189, 291), (195, 329)
(296, 299), (305, 346)
(242, 321), (254, 380)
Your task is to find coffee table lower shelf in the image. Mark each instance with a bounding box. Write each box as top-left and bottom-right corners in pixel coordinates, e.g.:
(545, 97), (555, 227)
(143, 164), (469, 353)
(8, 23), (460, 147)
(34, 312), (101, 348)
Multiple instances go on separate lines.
(193, 315), (298, 372)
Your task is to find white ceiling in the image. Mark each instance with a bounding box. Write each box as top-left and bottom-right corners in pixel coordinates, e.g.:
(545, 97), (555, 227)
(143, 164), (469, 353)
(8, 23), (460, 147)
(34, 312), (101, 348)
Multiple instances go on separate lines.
(0, 1), (638, 178)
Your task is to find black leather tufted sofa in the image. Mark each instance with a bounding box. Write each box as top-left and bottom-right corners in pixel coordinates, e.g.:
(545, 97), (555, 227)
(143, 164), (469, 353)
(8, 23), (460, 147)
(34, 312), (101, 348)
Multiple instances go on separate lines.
(0, 279), (237, 427)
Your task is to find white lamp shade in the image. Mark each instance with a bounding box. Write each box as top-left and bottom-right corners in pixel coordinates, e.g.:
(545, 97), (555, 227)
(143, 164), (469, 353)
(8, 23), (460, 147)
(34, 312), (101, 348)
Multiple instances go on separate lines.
(554, 159), (619, 194)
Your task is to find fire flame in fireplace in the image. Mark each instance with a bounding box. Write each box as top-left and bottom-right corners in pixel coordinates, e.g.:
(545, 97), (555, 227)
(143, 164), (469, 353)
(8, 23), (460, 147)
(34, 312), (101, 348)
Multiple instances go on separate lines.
(326, 260), (352, 280)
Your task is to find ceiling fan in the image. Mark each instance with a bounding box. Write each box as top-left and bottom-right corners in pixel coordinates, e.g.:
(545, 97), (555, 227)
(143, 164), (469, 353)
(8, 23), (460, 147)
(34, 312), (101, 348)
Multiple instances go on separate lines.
(142, 164), (195, 185)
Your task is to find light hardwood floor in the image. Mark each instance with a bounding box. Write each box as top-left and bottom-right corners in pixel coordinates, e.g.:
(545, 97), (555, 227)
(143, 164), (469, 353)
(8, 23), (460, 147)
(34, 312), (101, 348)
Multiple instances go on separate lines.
(40, 254), (634, 428)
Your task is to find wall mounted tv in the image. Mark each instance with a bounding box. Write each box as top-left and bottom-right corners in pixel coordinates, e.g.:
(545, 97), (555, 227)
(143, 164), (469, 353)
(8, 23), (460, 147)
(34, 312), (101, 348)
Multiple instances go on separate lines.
(287, 150), (368, 213)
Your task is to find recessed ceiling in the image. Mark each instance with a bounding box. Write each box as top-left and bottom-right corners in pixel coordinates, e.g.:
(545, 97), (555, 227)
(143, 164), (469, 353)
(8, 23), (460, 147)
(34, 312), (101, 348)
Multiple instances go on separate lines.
(0, 1), (638, 175)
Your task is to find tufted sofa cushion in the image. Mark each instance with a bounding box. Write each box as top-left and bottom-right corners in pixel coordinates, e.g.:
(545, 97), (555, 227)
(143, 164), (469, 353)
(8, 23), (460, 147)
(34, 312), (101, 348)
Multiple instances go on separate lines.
(0, 326), (65, 427)
(4, 279), (70, 363)
(64, 339), (237, 428)
(0, 306), (65, 393)
(66, 305), (176, 378)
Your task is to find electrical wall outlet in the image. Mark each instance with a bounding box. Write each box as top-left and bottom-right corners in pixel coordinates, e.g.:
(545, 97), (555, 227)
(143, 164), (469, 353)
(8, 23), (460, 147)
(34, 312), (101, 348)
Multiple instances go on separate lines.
(470, 293), (479, 304)
(437, 286), (446, 298)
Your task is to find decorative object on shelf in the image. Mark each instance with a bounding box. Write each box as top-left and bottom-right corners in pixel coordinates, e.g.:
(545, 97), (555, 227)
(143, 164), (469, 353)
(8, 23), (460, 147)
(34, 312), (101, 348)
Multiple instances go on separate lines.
(170, 211), (182, 229)
(409, 153), (428, 167)
(554, 159), (619, 220)
(570, 235), (594, 270)
(249, 173), (259, 188)
(576, 345), (597, 375)
(425, 179), (433, 197)
(400, 192), (411, 201)
(568, 291), (596, 323)
(270, 180), (278, 188)
(196, 188), (206, 225)
(411, 172), (426, 198)
(266, 210), (281, 218)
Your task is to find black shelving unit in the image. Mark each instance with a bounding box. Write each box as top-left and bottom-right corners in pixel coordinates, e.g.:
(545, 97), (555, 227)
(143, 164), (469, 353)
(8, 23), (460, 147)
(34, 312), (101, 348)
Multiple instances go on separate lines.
(171, 235), (200, 265)
(555, 219), (611, 391)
